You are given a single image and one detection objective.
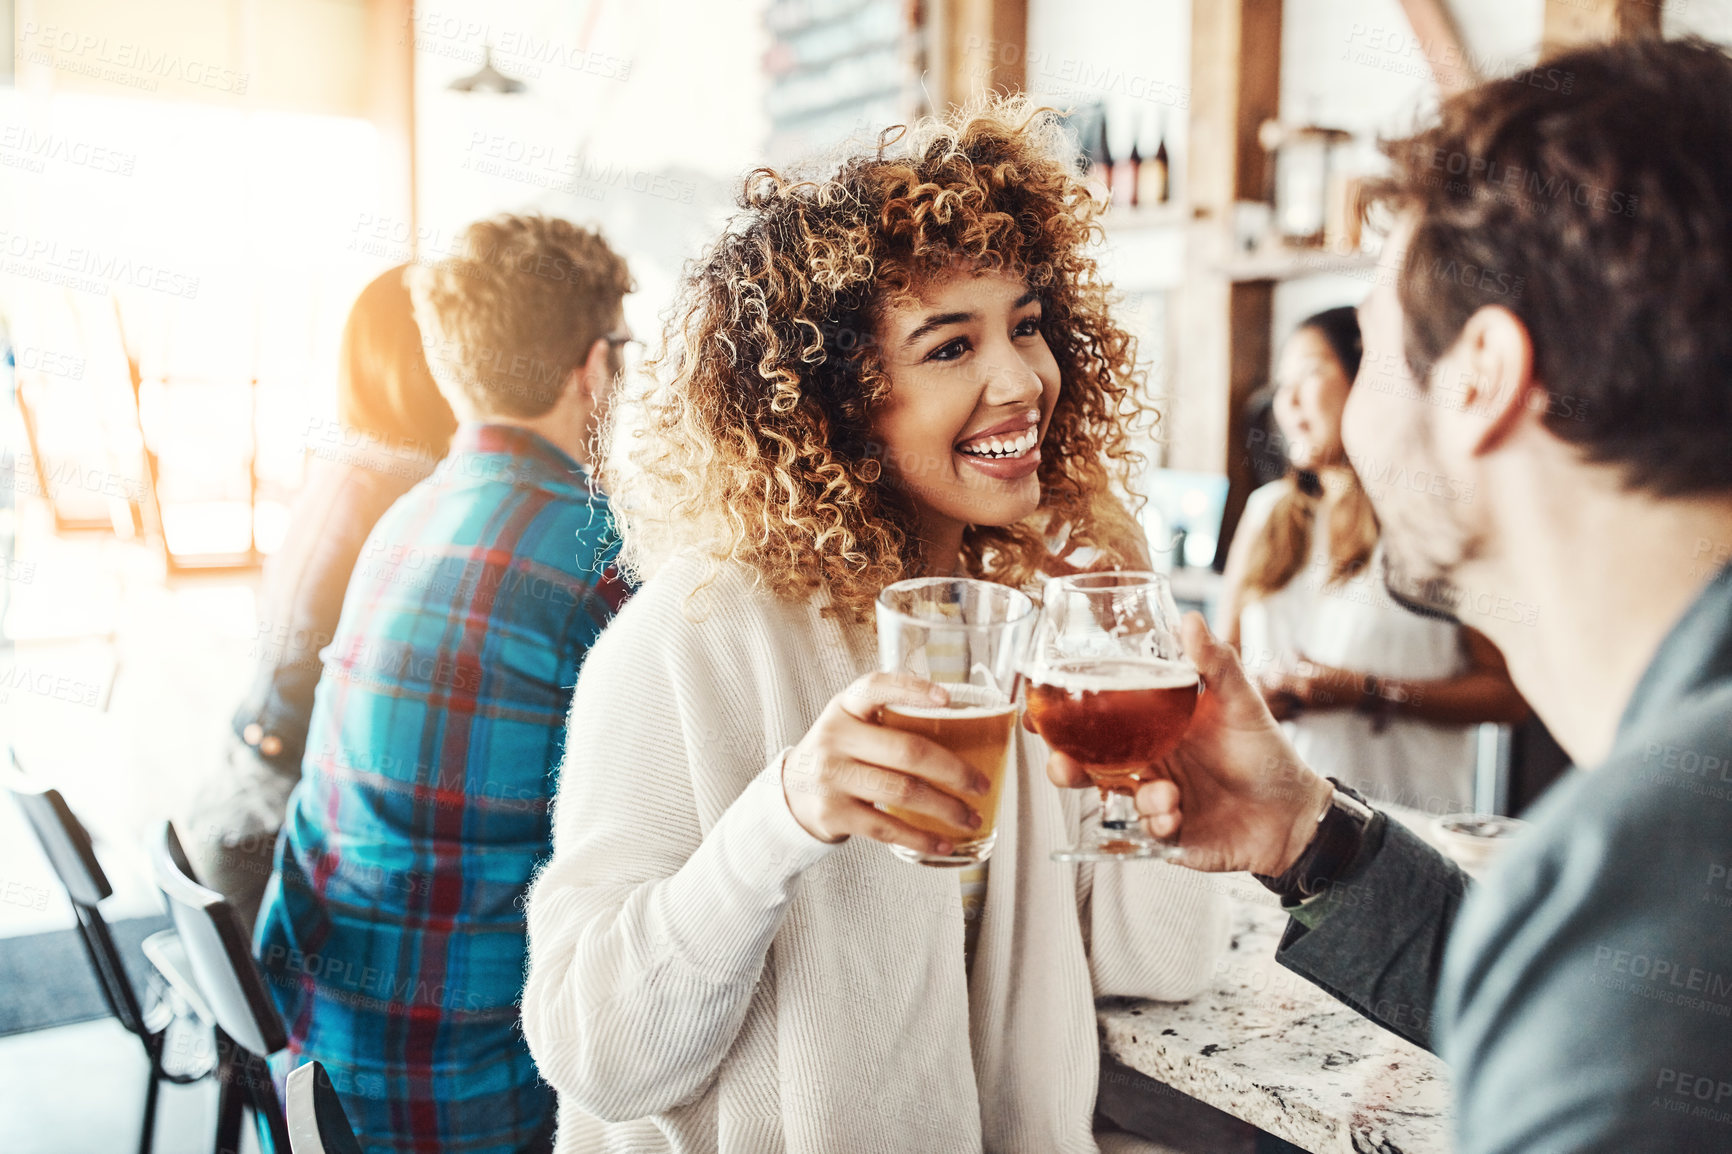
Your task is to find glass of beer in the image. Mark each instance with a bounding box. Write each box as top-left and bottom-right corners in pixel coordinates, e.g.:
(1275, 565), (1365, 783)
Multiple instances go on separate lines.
(1022, 571), (1199, 862)
(875, 577), (1034, 867)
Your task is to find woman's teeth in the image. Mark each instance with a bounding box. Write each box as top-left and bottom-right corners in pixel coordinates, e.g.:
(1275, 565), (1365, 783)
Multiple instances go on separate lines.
(958, 430), (1039, 459)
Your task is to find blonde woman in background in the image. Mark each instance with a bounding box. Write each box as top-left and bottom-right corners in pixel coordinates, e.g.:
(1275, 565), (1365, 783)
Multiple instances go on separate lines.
(1218, 306), (1528, 814)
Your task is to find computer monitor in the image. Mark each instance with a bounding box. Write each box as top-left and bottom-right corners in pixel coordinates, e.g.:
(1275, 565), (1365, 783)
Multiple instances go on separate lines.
(1140, 469), (1230, 572)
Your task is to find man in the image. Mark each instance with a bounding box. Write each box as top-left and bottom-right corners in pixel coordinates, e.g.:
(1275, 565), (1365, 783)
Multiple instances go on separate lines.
(1061, 37), (1732, 1153)
(255, 215), (634, 1153)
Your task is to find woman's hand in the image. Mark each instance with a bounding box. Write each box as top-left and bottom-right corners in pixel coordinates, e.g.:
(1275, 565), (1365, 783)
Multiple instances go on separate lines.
(1253, 655), (1361, 718)
(782, 672), (992, 856)
(1043, 614), (1334, 876)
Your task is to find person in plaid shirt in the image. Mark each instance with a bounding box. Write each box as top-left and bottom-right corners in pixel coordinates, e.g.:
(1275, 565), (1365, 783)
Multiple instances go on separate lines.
(255, 215), (634, 1153)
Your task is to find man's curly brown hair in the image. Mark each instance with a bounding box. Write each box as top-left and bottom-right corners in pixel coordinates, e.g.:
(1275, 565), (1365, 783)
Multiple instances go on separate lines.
(607, 96), (1151, 620)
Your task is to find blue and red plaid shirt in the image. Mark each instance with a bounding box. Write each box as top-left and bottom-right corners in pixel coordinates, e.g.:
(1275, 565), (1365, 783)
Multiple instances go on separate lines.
(256, 424), (630, 1153)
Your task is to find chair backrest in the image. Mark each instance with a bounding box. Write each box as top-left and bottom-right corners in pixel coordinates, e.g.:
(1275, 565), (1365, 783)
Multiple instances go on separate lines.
(5, 752), (112, 908)
(286, 1061), (365, 1154)
(150, 821), (288, 1057)
(5, 752), (150, 1037)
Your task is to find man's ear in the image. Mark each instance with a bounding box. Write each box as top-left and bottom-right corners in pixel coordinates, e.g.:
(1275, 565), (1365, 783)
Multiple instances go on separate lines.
(1436, 305), (1540, 458)
(574, 337), (611, 406)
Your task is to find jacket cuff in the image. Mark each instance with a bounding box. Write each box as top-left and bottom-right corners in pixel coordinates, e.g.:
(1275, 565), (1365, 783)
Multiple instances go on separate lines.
(1280, 809), (1390, 931)
(1273, 814), (1466, 1052)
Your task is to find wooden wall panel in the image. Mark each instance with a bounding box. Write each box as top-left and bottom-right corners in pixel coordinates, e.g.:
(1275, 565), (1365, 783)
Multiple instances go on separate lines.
(1542, 0), (1663, 57)
(1175, 0), (1282, 564)
(942, 0), (1028, 104)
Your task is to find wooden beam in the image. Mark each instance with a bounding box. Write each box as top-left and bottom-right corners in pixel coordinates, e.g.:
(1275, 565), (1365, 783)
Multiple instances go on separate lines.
(1542, 0), (1664, 57)
(1174, 0), (1282, 566)
(1182, 0), (1282, 230)
(943, 0), (1028, 105)
(1397, 0), (1479, 95)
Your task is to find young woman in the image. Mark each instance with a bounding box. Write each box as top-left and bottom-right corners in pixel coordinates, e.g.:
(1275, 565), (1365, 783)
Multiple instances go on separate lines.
(1218, 307), (1528, 813)
(522, 100), (1226, 1153)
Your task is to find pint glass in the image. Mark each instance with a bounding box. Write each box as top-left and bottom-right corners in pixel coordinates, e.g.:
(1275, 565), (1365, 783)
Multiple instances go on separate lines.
(1023, 571), (1199, 862)
(875, 577), (1034, 866)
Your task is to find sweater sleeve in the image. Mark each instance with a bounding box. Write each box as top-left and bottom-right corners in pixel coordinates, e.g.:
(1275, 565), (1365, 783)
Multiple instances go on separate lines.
(521, 612), (837, 1123)
(1075, 785), (1231, 1000)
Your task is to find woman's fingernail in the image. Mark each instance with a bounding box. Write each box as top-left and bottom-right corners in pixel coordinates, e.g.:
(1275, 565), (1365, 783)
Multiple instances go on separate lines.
(935, 841), (954, 855)
(969, 810), (984, 829)
(975, 774), (993, 795)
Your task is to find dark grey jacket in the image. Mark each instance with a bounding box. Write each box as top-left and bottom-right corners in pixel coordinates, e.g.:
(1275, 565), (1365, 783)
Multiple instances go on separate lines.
(1278, 561), (1732, 1153)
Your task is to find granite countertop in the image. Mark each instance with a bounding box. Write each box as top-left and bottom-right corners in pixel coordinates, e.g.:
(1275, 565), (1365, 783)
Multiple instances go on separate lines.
(1099, 815), (1456, 1154)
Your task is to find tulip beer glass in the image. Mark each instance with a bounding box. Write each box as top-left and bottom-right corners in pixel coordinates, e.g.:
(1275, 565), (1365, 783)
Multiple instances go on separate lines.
(1023, 571), (1199, 862)
(875, 577), (1035, 866)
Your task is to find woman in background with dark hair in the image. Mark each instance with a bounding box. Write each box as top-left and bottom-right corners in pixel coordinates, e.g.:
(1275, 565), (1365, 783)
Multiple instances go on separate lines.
(182, 265), (456, 929)
(1217, 306), (1527, 814)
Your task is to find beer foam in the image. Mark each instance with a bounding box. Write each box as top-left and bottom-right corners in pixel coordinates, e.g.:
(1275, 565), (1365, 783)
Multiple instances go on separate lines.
(1026, 658), (1198, 693)
(888, 703), (1016, 719)
(887, 682), (1013, 718)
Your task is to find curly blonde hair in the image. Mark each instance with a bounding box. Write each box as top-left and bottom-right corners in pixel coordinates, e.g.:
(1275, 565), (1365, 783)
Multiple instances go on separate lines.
(607, 96), (1151, 620)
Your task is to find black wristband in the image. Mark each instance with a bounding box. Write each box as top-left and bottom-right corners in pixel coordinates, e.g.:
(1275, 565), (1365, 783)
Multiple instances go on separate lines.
(1253, 779), (1375, 901)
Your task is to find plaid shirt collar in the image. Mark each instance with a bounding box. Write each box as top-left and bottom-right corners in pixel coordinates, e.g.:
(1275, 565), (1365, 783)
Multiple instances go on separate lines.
(447, 422), (593, 494)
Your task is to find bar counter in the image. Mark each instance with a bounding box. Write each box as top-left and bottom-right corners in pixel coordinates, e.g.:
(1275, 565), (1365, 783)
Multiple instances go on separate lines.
(1098, 810), (1455, 1154)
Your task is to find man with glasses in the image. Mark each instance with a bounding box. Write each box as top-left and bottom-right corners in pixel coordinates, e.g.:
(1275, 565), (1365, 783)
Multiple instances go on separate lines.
(255, 214), (634, 1154)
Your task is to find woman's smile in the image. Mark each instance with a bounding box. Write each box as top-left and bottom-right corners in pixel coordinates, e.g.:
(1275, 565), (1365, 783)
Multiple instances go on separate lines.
(955, 409), (1043, 480)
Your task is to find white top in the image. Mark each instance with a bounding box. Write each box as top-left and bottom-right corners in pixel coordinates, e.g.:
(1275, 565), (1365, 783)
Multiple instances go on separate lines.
(1233, 481), (1479, 813)
(523, 555), (1228, 1153)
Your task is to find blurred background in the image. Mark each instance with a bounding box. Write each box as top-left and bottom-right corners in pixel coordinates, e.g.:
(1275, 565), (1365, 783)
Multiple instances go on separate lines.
(4, 1), (1732, 1149)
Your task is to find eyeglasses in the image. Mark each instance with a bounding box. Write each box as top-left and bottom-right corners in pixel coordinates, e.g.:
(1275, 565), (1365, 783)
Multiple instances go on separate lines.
(602, 330), (646, 376)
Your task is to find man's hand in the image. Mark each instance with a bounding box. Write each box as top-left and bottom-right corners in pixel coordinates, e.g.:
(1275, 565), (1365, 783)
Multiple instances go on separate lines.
(1043, 613), (1334, 876)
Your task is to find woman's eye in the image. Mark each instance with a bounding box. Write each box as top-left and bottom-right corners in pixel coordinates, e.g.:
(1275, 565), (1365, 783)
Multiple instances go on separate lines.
(1013, 317), (1042, 338)
(927, 337), (971, 363)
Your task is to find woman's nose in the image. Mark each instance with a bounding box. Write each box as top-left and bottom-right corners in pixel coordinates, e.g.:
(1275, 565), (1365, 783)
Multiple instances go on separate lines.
(983, 355), (1045, 405)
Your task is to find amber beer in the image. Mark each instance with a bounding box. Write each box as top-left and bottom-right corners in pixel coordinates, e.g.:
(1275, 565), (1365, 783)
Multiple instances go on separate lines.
(879, 683), (1017, 864)
(1024, 657), (1199, 792)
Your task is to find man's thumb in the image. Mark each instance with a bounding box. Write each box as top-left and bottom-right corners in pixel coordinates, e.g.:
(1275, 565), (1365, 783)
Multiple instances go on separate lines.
(1181, 612), (1252, 694)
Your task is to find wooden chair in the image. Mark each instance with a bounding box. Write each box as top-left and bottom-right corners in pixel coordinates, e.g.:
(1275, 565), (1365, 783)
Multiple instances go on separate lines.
(4, 749), (210, 1154)
(285, 1060), (364, 1154)
(151, 821), (291, 1154)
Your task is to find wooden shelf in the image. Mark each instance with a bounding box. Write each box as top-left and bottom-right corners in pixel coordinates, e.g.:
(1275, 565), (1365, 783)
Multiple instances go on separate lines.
(1094, 214), (1186, 293)
(1215, 247), (1379, 283)
(1100, 202), (1190, 232)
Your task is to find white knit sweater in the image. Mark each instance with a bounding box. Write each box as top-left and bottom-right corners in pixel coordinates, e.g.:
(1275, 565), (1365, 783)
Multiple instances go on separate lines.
(523, 556), (1229, 1153)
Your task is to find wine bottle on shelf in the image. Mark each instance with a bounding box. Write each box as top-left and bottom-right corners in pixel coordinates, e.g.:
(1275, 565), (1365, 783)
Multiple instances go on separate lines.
(1113, 113), (1138, 209)
(1143, 115), (1171, 206)
(1125, 132), (1144, 209)
(1093, 110), (1114, 203)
